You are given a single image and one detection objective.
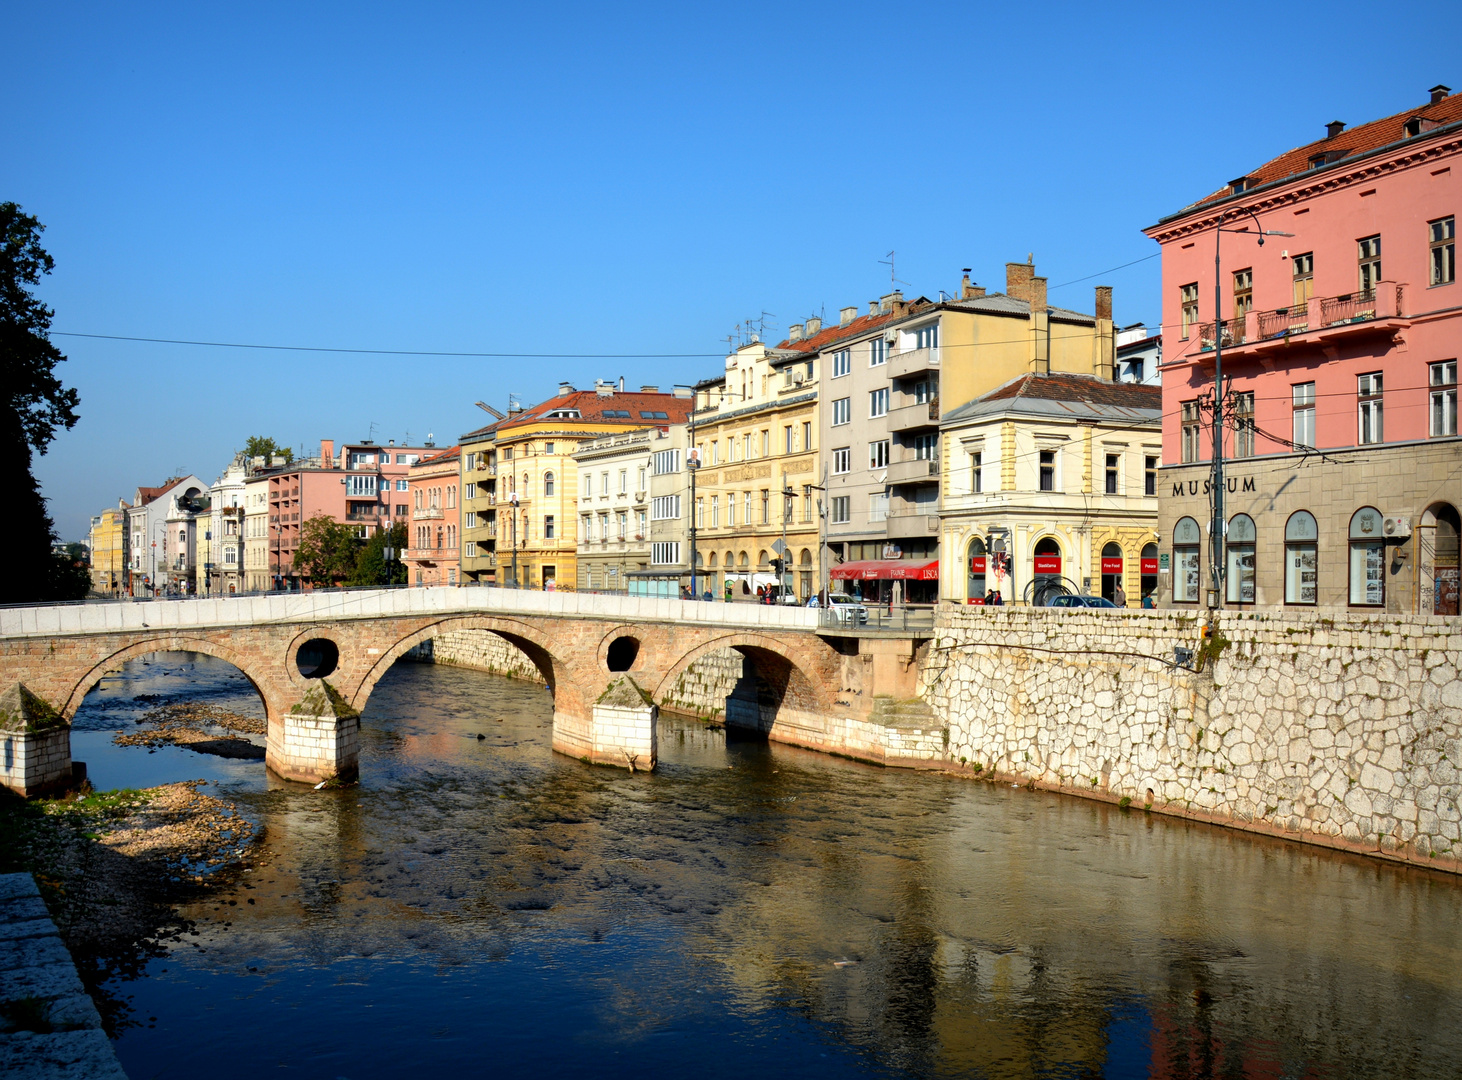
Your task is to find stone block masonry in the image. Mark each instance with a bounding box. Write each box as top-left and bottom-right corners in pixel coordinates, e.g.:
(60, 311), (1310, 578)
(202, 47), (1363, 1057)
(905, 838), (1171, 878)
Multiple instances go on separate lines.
(408, 631), (545, 683)
(922, 607), (1462, 873)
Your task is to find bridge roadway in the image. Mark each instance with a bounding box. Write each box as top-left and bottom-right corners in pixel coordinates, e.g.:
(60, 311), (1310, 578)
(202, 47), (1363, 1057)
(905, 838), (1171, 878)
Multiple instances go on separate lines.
(0, 588), (939, 793)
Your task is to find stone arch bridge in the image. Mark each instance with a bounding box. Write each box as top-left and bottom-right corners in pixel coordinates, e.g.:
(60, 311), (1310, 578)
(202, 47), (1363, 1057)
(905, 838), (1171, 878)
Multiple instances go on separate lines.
(0, 589), (940, 793)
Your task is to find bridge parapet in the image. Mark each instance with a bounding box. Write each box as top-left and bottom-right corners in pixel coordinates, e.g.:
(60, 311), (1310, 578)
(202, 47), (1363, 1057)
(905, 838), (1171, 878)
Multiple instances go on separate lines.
(0, 587), (821, 639)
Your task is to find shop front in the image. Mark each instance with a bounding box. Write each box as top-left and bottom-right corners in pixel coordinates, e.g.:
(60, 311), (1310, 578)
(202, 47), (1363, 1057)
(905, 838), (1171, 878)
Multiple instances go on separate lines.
(830, 558), (939, 604)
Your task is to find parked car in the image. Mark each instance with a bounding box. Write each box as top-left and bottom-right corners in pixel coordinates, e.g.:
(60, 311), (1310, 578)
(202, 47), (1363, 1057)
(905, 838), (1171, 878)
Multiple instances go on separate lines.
(1046, 594), (1120, 609)
(817, 592), (869, 625)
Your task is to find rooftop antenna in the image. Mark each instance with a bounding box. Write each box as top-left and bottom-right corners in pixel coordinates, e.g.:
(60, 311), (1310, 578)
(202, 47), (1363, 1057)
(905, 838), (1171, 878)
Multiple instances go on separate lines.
(368, 421), (379, 442)
(403, 431), (414, 446)
(508, 393), (521, 412)
(879, 250), (912, 291)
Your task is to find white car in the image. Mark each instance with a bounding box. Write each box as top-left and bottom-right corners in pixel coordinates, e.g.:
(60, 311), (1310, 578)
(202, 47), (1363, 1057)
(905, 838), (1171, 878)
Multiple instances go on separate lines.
(811, 592), (869, 625)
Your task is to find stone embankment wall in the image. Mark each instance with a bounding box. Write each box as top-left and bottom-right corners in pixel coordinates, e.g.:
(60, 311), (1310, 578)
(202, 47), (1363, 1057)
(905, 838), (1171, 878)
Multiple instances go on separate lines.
(409, 631), (745, 721)
(922, 607), (1462, 873)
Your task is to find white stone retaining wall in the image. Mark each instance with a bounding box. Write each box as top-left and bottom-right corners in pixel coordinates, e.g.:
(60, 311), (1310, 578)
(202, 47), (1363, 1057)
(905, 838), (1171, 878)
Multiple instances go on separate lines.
(660, 649), (743, 719)
(922, 607), (1462, 871)
(1, 728), (73, 797)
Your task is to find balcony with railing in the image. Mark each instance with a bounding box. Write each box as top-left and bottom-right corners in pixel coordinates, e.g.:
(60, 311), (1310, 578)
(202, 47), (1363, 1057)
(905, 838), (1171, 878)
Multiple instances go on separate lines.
(884, 508), (940, 539)
(886, 457), (940, 485)
(887, 346), (940, 380)
(413, 507), (444, 520)
(887, 398), (940, 433)
(1191, 283), (1406, 363)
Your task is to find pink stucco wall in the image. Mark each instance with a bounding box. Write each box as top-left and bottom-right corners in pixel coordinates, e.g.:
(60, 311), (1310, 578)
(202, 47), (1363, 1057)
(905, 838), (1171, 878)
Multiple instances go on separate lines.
(1151, 140), (1459, 462)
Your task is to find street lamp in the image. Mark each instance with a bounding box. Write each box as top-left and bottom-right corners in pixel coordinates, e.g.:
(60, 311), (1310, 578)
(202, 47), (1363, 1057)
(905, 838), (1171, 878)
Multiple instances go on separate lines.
(509, 490), (520, 588)
(1209, 206), (1293, 607)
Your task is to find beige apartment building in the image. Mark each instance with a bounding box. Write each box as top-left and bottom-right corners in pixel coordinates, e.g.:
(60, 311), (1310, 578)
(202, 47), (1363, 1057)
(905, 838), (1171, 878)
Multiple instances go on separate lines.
(783, 261), (1116, 602)
(691, 342), (820, 600)
(573, 428), (653, 592)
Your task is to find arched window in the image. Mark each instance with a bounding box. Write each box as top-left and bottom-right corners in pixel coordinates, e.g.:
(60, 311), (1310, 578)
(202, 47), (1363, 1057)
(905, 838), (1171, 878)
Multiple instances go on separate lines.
(543, 471), (555, 497)
(1432, 503), (1460, 615)
(1349, 506), (1386, 606)
(1140, 542), (1159, 604)
(1032, 537), (1062, 605)
(1284, 511), (1318, 605)
(1101, 541), (1124, 603)
(708, 551), (718, 567)
(1226, 514), (1256, 604)
(1174, 516), (1202, 603)
(967, 536), (988, 602)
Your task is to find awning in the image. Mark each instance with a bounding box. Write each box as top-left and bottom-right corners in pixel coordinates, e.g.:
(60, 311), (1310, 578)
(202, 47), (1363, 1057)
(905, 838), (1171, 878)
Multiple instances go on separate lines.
(829, 559), (939, 581)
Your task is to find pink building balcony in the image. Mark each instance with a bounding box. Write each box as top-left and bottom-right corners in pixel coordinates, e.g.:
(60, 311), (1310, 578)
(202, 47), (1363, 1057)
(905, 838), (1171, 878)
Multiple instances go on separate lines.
(1189, 283), (1406, 364)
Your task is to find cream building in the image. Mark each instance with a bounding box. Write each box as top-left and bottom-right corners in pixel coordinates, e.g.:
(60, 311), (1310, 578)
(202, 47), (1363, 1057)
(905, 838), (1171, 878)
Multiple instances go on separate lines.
(198, 453), (248, 595)
(692, 342), (820, 600)
(938, 373), (1162, 606)
(573, 428), (654, 592)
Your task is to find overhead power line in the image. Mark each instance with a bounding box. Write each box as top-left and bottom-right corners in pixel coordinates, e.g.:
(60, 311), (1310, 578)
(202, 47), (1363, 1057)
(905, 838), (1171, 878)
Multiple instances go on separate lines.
(49, 331), (725, 359)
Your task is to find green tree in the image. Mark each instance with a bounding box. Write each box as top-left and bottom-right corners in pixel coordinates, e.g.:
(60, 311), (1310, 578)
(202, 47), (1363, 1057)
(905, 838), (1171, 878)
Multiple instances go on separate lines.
(243, 435), (293, 464)
(1, 203), (84, 604)
(349, 523), (408, 587)
(294, 516), (361, 586)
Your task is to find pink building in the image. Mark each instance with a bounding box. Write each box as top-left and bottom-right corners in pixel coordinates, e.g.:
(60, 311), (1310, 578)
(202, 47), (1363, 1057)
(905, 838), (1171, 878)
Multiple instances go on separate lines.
(1147, 85), (1461, 613)
(404, 446), (461, 586)
(267, 438), (433, 589)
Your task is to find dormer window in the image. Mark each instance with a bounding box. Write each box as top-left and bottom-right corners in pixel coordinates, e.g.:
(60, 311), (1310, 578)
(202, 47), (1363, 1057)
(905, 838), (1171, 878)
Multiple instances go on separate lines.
(1405, 117), (1423, 138)
(1229, 176), (1252, 194)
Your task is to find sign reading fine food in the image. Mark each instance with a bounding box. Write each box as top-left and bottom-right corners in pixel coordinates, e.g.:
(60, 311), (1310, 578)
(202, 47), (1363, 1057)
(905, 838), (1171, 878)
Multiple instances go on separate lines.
(1101, 557), (1123, 574)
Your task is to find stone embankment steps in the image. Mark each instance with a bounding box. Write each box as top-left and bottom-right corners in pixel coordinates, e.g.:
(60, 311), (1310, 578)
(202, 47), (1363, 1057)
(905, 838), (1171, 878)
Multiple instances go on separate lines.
(0, 873), (128, 1079)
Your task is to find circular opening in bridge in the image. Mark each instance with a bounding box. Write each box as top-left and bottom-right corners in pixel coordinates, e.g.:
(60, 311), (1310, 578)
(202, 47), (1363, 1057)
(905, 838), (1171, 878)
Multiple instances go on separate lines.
(296, 638), (340, 679)
(606, 636), (640, 672)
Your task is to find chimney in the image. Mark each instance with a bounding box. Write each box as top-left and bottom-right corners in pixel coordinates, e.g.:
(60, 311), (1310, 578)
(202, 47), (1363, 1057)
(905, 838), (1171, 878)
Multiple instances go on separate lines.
(878, 291), (903, 315)
(1431, 84), (1451, 105)
(788, 323), (804, 342)
(1326, 120), (1345, 138)
(961, 270), (985, 300)
(320, 439), (334, 467)
(1028, 275), (1048, 314)
(558, 381), (574, 396)
(1006, 260), (1035, 302)
(1094, 285), (1113, 322)
(868, 301), (878, 316)
(839, 306), (856, 327)
(805, 315), (822, 336)
(640, 385), (659, 393)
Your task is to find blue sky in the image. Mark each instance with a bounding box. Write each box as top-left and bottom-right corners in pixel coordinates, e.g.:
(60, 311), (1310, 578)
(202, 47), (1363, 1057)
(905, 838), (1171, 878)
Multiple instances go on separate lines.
(6, 0), (1458, 540)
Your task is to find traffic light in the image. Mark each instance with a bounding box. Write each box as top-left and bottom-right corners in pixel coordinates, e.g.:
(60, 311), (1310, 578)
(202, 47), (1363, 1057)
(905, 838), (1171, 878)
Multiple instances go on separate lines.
(770, 558), (785, 575)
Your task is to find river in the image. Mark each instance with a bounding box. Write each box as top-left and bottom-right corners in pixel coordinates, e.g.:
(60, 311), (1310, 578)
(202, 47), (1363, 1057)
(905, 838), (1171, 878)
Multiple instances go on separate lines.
(68, 652), (1462, 1079)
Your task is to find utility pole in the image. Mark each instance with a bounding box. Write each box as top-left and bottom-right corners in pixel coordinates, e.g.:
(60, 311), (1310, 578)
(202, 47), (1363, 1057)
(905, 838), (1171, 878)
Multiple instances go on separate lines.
(687, 408), (699, 597)
(509, 491), (520, 588)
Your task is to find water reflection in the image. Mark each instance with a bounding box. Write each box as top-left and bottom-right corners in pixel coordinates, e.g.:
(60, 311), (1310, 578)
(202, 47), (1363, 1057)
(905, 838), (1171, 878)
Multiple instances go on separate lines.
(74, 655), (1462, 1078)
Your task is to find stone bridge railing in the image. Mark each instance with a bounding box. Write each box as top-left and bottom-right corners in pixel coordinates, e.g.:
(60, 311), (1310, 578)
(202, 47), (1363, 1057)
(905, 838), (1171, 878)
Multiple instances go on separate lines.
(0, 586), (822, 639)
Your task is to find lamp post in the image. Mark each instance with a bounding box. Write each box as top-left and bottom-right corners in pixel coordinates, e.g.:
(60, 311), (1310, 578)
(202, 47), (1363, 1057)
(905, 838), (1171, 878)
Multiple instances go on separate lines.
(687, 422), (700, 598)
(1209, 207), (1294, 607)
(509, 490), (520, 588)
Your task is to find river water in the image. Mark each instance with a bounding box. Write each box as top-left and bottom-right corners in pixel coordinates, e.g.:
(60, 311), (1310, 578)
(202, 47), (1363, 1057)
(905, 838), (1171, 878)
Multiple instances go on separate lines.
(68, 652), (1462, 1079)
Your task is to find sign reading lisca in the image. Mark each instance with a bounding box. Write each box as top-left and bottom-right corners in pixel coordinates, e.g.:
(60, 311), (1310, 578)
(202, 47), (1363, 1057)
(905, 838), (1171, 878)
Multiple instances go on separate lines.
(1173, 476), (1257, 497)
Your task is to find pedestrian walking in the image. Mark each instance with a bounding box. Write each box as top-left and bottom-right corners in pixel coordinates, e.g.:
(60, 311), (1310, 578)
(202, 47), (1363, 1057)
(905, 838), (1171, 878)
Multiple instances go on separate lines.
(1115, 582), (1127, 607)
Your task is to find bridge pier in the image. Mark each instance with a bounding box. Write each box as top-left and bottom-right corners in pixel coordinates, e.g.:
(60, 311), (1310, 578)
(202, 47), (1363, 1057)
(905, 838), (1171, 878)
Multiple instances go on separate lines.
(265, 682), (361, 785)
(1, 684), (76, 797)
(553, 676), (658, 771)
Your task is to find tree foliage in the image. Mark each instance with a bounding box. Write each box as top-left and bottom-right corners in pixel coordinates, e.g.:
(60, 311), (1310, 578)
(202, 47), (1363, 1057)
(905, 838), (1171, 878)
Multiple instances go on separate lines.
(294, 516), (361, 586)
(243, 436), (293, 464)
(1, 203), (84, 604)
(349, 523), (408, 587)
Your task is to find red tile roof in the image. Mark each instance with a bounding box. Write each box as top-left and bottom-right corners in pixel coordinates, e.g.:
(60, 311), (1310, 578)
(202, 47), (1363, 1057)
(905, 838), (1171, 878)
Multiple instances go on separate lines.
(982, 372), (1162, 409)
(774, 306), (925, 354)
(1190, 89), (1462, 210)
(498, 389), (694, 432)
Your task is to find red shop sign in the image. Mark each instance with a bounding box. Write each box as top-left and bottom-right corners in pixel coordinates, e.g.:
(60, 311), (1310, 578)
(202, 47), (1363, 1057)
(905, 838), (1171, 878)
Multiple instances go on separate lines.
(967, 597), (986, 605)
(1033, 555), (1062, 575)
(969, 556), (987, 573)
(1141, 558), (1159, 575)
(1101, 557), (1123, 574)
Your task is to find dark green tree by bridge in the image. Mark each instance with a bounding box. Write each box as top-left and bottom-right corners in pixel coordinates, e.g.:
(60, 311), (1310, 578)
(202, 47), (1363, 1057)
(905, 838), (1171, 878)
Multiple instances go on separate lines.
(294, 516), (362, 586)
(349, 522), (408, 587)
(1, 203), (86, 604)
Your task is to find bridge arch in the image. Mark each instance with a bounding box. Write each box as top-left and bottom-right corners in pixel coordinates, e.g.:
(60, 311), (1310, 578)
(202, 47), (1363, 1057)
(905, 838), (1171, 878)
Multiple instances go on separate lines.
(61, 636), (278, 720)
(651, 630), (837, 731)
(350, 615), (570, 718)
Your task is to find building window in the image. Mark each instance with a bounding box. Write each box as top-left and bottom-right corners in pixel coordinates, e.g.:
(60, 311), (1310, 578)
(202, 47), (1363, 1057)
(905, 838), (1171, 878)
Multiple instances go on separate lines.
(972, 452), (982, 493)
(832, 349), (851, 378)
(1432, 360), (1458, 437)
(727, 493), (736, 526)
(913, 432), (937, 461)
(1358, 235), (1382, 296)
(802, 485), (813, 522)
(1431, 216), (1456, 285)
(1180, 283), (1199, 337)
(544, 471), (555, 497)
(1284, 510), (1318, 605)
(638, 467), (646, 491)
(760, 430), (769, 457)
(543, 515), (555, 539)
(617, 511), (627, 539)
(1174, 516), (1202, 603)
(744, 491), (751, 523)
(1038, 449), (1056, 491)
(581, 514), (592, 541)
(784, 426), (794, 454)
(914, 379), (935, 405)
(915, 323), (939, 349)
(760, 489), (769, 524)
(802, 421), (812, 451)
(465, 541), (476, 557)
(1234, 392), (1255, 458)
(869, 493), (888, 522)
(1292, 252), (1314, 309)
(1349, 506), (1386, 606)
(832, 447), (851, 474)
(652, 449), (681, 474)
(619, 469), (628, 494)
(544, 442), (555, 454)
(695, 498), (705, 528)
(1226, 513), (1256, 604)
(870, 440), (890, 469)
(710, 496), (719, 527)
(1181, 400), (1202, 463)
(1232, 268), (1253, 321)
(1104, 453), (1119, 494)
(651, 495), (681, 520)
(869, 388), (889, 418)
(651, 542), (681, 565)
(831, 496), (851, 524)
(465, 482), (476, 500)
(465, 511), (477, 528)
(832, 398), (851, 425)
(1293, 382), (1316, 447)
(1358, 372), (1384, 444)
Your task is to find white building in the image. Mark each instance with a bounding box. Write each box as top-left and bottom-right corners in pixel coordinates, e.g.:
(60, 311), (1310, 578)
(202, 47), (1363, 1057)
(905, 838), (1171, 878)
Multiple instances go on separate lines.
(199, 453), (249, 595)
(124, 476), (206, 597)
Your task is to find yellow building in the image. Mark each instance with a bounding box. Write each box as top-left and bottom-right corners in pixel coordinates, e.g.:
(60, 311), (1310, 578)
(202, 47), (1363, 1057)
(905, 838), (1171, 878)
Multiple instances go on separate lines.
(87, 501), (129, 596)
(939, 373), (1162, 606)
(472, 383), (694, 590)
(691, 343), (821, 600)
